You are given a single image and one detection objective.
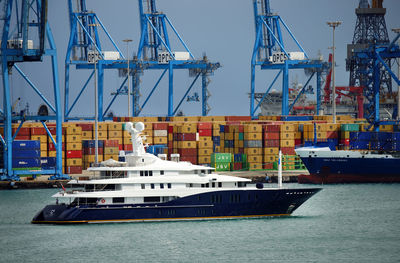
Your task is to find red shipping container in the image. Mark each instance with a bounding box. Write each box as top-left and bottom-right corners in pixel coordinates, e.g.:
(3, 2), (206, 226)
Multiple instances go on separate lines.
(263, 124), (281, 132)
(123, 144), (133, 151)
(76, 123), (93, 131)
(264, 140), (279, 147)
(280, 147), (295, 155)
(167, 141), (173, 148)
(198, 129), (212, 137)
(153, 122), (169, 130)
(168, 125), (174, 133)
(12, 127), (30, 136)
(104, 140), (119, 147)
(119, 144), (123, 151)
(198, 122), (212, 130)
(177, 133), (196, 141)
(48, 143), (65, 151)
(178, 148), (197, 156)
(263, 163), (274, 169)
(238, 125), (244, 133)
(31, 127), (46, 135)
(84, 147), (104, 155)
(180, 156), (197, 164)
(226, 121), (241, 126)
(66, 166), (82, 174)
(66, 150), (82, 158)
(341, 139), (350, 146)
(233, 163), (243, 171)
(225, 116), (252, 122)
(295, 139), (302, 146)
(48, 127), (66, 135)
(14, 135), (30, 140)
(263, 132), (280, 140)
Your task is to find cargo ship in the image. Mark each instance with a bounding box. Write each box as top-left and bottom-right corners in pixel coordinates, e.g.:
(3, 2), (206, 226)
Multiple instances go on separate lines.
(295, 146), (400, 184)
(31, 122), (321, 224)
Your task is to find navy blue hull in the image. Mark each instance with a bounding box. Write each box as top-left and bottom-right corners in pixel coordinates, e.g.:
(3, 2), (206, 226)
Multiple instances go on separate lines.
(299, 156), (400, 183)
(32, 188), (320, 224)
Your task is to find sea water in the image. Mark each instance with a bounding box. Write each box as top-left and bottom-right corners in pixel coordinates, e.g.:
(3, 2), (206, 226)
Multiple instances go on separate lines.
(0, 184), (399, 263)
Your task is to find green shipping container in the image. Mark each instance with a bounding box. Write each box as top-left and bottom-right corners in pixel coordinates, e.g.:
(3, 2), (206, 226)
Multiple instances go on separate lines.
(341, 124), (359, 132)
(213, 162), (231, 171)
(211, 153), (232, 163)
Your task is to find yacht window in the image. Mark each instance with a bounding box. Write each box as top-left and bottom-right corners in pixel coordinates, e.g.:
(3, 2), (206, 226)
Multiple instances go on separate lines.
(167, 183), (171, 189)
(141, 184), (145, 189)
(112, 197), (124, 204)
(160, 170), (164, 175)
(238, 182), (247, 187)
(208, 170), (212, 174)
(160, 183), (164, 189)
(194, 170), (198, 174)
(218, 182), (222, 187)
(144, 196), (160, 203)
(201, 184), (205, 188)
(212, 182), (216, 188)
(145, 171), (149, 176)
(189, 183), (193, 187)
(149, 171), (153, 176)
(140, 171), (144, 177)
(151, 184), (155, 189)
(201, 170), (206, 174)
(205, 183), (209, 188)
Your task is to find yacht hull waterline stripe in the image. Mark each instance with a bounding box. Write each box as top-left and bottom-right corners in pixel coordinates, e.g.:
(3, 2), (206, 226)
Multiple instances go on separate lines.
(31, 213), (291, 224)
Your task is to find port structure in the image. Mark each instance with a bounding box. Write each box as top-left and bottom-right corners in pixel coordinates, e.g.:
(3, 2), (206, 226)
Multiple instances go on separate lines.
(65, 0), (220, 120)
(346, 0), (400, 129)
(0, 0), (66, 180)
(250, 0), (326, 118)
(64, 0), (126, 121)
(134, 0), (220, 117)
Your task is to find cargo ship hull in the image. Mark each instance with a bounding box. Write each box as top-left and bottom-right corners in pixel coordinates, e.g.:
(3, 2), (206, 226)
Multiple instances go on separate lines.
(295, 147), (400, 184)
(32, 188), (320, 224)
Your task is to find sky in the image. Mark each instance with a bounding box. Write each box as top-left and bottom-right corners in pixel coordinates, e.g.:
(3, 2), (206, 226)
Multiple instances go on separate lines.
(4, 0), (400, 118)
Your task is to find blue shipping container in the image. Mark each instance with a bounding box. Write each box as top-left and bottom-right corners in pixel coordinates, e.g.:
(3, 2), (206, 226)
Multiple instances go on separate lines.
(12, 157), (41, 168)
(13, 140), (40, 149)
(83, 140), (104, 148)
(41, 157), (56, 169)
(12, 149), (41, 158)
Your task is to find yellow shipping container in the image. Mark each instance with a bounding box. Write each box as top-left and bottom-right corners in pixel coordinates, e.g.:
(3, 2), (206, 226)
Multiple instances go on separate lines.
(248, 162), (263, 170)
(108, 122), (123, 131)
(123, 137), (132, 144)
(198, 156), (211, 164)
(84, 155), (103, 163)
(104, 154), (119, 160)
(41, 151), (47, 157)
(178, 124), (197, 133)
(264, 147), (279, 155)
(82, 131), (93, 139)
(280, 123), (295, 132)
(31, 135), (47, 143)
(264, 154), (278, 163)
(40, 143), (47, 152)
(244, 148), (262, 155)
(97, 130), (108, 139)
(198, 148), (213, 156)
(244, 124), (262, 133)
(96, 122), (108, 131)
(171, 116), (199, 122)
(144, 136), (153, 144)
(213, 130), (221, 137)
(213, 122), (226, 130)
(48, 151), (65, 158)
(178, 141), (197, 149)
(316, 132), (327, 139)
(66, 158), (82, 166)
(66, 134), (82, 143)
(225, 132), (234, 140)
(104, 147), (119, 155)
(294, 131), (302, 139)
(316, 123), (326, 132)
(361, 124), (373, 132)
(214, 146), (221, 153)
(199, 136), (212, 142)
(341, 131), (351, 139)
(247, 155), (262, 163)
(153, 136), (168, 144)
(244, 132), (262, 140)
(380, 125), (393, 132)
(66, 142), (82, 151)
(108, 130), (122, 138)
(199, 116), (225, 122)
(326, 123), (341, 131)
(280, 132), (294, 140)
(198, 140), (213, 149)
(280, 139), (295, 147)
(65, 125), (82, 135)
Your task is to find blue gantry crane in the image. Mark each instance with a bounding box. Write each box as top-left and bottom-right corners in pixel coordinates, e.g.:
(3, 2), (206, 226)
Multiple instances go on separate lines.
(64, 0), (220, 120)
(134, 0), (220, 117)
(250, 0), (326, 118)
(0, 0), (66, 180)
(346, 0), (400, 129)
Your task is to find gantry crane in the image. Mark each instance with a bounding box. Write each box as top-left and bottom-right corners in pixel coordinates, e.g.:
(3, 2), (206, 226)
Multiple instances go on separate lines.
(250, 0), (326, 118)
(346, 0), (400, 129)
(0, 0), (65, 180)
(64, 0), (220, 120)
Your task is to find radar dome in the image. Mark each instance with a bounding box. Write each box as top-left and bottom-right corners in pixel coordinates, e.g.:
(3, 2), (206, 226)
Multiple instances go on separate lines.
(125, 122), (133, 131)
(135, 122), (145, 132)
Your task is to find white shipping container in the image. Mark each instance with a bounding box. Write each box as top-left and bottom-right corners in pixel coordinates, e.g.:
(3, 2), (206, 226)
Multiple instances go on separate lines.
(102, 51), (120, 60)
(153, 130), (168, 137)
(288, 52), (305, 60)
(173, 51), (190, 61)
